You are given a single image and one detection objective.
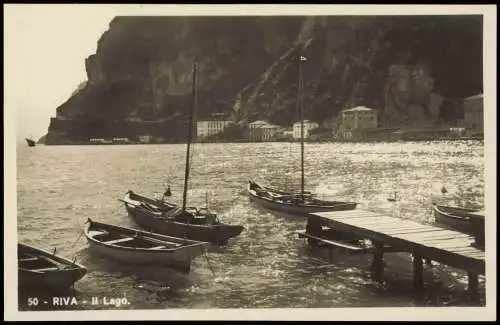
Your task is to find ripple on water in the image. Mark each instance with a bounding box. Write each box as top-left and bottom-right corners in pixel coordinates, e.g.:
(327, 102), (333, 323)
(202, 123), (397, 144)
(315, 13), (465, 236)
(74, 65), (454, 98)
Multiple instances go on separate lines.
(15, 141), (485, 309)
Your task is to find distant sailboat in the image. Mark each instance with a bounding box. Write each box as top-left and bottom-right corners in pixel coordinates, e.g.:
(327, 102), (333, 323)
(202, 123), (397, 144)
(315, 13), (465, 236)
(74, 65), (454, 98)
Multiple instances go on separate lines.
(121, 59), (244, 246)
(25, 137), (36, 147)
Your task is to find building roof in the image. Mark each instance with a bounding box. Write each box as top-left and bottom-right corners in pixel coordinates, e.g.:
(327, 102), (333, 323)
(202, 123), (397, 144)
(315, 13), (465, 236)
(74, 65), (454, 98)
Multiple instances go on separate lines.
(341, 106), (374, 112)
(249, 120), (271, 126)
(293, 120), (318, 125)
(197, 117), (231, 122)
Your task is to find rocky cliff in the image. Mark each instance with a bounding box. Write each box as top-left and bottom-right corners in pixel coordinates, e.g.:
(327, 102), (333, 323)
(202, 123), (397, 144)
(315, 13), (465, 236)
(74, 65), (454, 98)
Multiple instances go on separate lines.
(46, 15), (483, 143)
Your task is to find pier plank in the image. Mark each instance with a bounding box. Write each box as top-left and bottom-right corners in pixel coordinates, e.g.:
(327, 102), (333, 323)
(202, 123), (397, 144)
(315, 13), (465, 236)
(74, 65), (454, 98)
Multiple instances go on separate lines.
(383, 228), (448, 235)
(417, 240), (474, 250)
(328, 211), (385, 218)
(311, 210), (485, 275)
(395, 232), (472, 242)
(375, 224), (424, 231)
(334, 219), (420, 230)
(321, 216), (397, 225)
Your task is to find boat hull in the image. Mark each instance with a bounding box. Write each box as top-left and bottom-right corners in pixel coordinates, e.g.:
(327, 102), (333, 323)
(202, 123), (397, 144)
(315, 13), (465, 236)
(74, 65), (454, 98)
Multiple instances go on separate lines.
(248, 181), (358, 216)
(19, 268), (87, 290)
(125, 203), (244, 246)
(433, 204), (479, 234)
(86, 239), (196, 273)
(18, 243), (87, 290)
(249, 193), (357, 215)
(25, 138), (36, 147)
(84, 220), (210, 273)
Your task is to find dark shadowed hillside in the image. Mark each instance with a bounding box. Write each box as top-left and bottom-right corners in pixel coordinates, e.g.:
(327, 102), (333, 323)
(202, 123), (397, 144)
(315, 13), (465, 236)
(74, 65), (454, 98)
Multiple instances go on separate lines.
(46, 15), (483, 144)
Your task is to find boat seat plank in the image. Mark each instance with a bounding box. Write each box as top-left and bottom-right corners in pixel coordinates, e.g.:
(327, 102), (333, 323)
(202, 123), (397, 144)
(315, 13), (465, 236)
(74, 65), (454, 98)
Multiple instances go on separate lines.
(19, 257), (39, 262)
(161, 242), (182, 247)
(150, 245), (166, 250)
(104, 237), (135, 245)
(32, 267), (60, 272)
(90, 230), (108, 236)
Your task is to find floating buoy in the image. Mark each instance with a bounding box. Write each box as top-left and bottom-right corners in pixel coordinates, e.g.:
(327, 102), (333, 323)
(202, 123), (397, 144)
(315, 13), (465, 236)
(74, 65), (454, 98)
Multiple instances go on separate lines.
(387, 191), (398, 202)
(441, 186), (448, 194)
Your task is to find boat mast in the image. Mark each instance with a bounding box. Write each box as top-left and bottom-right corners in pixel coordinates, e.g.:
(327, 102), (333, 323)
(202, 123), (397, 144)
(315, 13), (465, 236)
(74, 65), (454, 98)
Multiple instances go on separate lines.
(298, 56), (306, 199)
(182, 58), (198, 211)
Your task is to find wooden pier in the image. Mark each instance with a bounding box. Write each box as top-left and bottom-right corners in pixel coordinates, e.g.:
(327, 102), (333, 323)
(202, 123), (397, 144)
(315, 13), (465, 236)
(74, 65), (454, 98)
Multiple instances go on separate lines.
(299, 209), (485, 295)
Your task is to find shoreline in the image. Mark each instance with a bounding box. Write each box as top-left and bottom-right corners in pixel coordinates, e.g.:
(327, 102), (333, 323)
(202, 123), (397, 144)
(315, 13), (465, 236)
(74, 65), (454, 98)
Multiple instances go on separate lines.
(40, 136), (484, 146)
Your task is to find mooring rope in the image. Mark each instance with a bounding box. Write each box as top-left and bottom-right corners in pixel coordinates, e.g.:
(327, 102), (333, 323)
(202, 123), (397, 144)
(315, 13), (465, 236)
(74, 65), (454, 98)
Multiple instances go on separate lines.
(200, 246), (216, 277)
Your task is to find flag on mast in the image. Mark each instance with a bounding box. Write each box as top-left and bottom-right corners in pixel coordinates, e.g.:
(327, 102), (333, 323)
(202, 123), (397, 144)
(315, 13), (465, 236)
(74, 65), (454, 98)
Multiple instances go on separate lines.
(300, 56), (307, 61)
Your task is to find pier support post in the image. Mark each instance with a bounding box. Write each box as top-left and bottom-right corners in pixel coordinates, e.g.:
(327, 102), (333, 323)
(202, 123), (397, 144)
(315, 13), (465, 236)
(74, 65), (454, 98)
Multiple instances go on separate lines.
(412, 254), (424, 291)
(467, 272), (479, 299)
(371, 242), (384, 272)
(425, 258), (433, 268)
(328, 247), (334, 263)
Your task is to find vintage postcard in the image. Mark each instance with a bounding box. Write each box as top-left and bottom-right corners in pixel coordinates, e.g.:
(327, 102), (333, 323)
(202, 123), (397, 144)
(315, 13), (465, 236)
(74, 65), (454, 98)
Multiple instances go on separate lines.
(4, 4), (496, 321)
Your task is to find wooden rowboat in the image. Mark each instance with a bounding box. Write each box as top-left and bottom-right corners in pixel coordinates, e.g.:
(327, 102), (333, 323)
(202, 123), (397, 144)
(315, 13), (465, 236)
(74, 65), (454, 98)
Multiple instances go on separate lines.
(433, 204), (482, 234)
(248, 180), (358, 216)
(433, 204), (485, 250)
(84, 218), (210, 273)
(18, 243), (87, 290)
(121, 191), (244, 246)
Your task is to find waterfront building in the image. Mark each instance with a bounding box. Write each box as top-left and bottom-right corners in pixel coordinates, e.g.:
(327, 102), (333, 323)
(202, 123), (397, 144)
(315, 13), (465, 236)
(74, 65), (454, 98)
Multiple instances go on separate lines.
(462, 94), (483, 132)
(292, 120), (319, 139)
(341, 106), (378, 130)
(138, 134), (153, 144)
(112, 137), (131, 144)
(248, 120), (281, 141)
(196, 117), (231, 139)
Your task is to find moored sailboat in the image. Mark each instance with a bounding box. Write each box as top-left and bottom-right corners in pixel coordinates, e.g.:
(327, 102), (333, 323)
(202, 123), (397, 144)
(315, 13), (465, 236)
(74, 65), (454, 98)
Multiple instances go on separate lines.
(248, 55), (358, 215)
(122, 59), (244, 246)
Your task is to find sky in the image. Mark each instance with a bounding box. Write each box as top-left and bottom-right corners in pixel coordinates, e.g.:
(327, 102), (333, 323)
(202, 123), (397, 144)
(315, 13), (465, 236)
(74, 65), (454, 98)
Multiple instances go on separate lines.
(5, 5), (119, 143)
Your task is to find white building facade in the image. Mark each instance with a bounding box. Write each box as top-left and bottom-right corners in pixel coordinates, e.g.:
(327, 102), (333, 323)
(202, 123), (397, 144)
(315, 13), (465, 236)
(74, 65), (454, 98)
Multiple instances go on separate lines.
(248, 120), (281, 141)
(197, 119), (231, 139)
(292, 120), (319, 139)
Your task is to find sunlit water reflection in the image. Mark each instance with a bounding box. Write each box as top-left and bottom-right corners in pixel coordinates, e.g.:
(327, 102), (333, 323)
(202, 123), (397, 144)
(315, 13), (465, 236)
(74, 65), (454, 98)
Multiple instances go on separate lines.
(16, 141), (485, 309)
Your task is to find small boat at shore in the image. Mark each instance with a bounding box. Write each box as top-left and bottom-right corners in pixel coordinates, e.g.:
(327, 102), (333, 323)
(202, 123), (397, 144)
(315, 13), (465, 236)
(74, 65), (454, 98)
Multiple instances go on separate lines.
(18, 243), (87, 289)
(248, 180), (358, 215)
(432, 204), (483, 235)
(25, 138), (36, 147)
(121, 191), (244, 246)
(84, 218), (210, 273)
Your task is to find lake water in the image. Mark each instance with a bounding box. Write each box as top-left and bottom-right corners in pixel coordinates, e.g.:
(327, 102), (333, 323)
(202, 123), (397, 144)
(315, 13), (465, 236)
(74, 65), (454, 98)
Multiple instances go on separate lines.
(16, 141), (485, 310)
